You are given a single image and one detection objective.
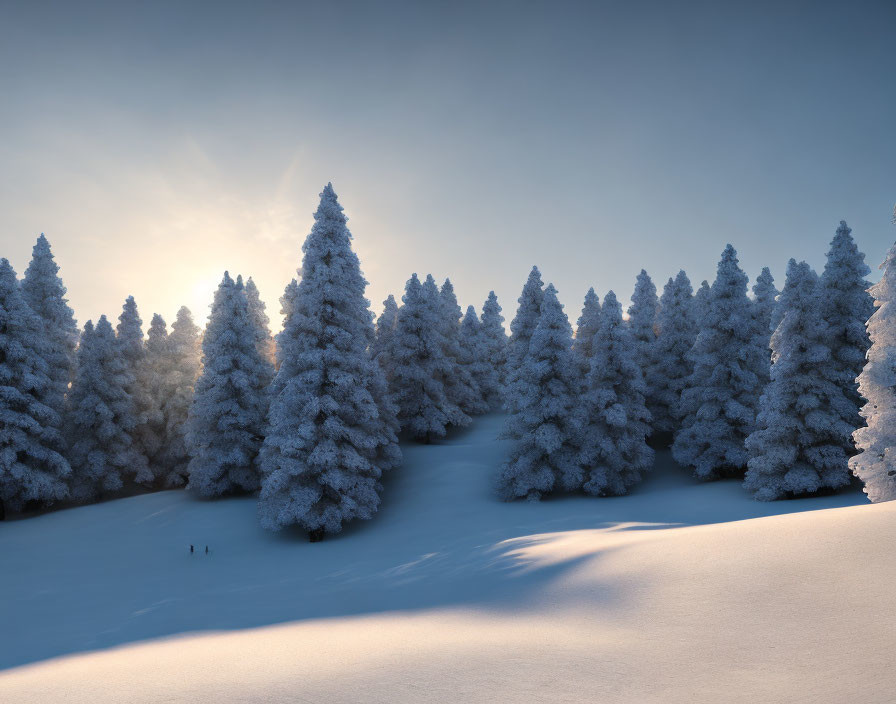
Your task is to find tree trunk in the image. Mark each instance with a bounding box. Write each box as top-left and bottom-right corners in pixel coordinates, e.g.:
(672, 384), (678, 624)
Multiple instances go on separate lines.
(308, 528), (325, 543)
(0, 499), (5, 522)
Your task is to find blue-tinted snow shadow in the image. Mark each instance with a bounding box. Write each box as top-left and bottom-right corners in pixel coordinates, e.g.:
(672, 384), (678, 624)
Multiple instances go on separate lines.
(0, 414), (867, 670)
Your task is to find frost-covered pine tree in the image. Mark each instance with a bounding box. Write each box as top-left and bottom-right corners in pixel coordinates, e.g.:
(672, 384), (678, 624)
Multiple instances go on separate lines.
(673, 245), (766, 480)
(275, 278), (300, 369)
(752, 267), (779, 389)
(498, 284), (583, 501)
(437, 277), (485, 417)
(460, 304), (492, 413)
(187, 273), (270, 497)
(850, 241), (896, 503)
(20, 234), (78, 431)
(692, 279), (711, 326)
(579, 291), (653, 495)
(155, 307), (201, 487)
(258, 184), (400, 537)
(371, 294), (399, 379)
(67, 316), (146, 502)
(505, 266), (544, 413)
(627, 270), (659, 416)
(573, 287), (601, 376)
(389, 274), (454, 440)
(819, 220), (873, 439)
(143, 314), (170, 479)
(0, 259), (69, 517)
(744, 260), (855, 500)
(246, 277), (276, 366)
(477, 291), (507, 407)
(115, 297), (153, 484)
(648, 271), (696, 435)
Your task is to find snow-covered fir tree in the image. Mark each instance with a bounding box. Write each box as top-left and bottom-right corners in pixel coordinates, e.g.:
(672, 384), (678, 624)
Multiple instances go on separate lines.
(460, 304), (492, 412)
(258, 184), (400, 538)
(275, 278), (300, 369)
(389, 274), (455, 440)
(437, 277), (485, 417)
(573, 287), (601, 377)
(498, 284), (583, 501)
(371, 294), (399, 379)
(477, 291), (507, 407)
(579, 290), (653, 495)
(744, 260), (855, 500)
(0, 259), (69, 517)
(672, 245), (766, 480)
(505, 266), (545, 413)
(752, 267), (779, 388)
(246, 277), (276, 366)
(67, 316), (146, 502)
(20, 234), (78, 432)
(187, 273), (270, 497)
(155, 306), (201, 487)
(647, 271), (695, 435)
(819, 220), (873, 440)
(115, 297), (153, 484)
(850, 241), (896, 503)
(143, 314), (170, 479)
(692, 279), (711, 326)
(627, 269), (659, 399)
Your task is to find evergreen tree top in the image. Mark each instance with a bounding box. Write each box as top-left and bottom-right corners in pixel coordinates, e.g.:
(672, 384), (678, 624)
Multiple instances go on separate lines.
(822, 220), (871, 285)
(510, 266), (544, 340)
(482, 291), (504, 325)
(712, 244), (749, 299)
(21, 234), (76, 324)
(117, 296), (144, 342)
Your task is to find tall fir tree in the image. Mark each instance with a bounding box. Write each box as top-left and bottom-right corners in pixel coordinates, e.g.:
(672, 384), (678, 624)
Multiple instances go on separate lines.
(371, 294), (399, 380)
(20, 234), (78, 432)
(67, 316), (145, 502)
(498, 284), (583, 501)
(692, 279), (711, 326)
(143, 314), (170, 480)
(850, 241), (896, 503)
(819, 220), (873, 443)
(115, 297), (153, 484)
(156, 306), (201, 487)
(187, 273), (270, 497)
(505, 266), (545, 413)
(672, 245), (766, 480)
(245, 277), (276, 366)
(573, 287), (601, 377)
(648, 271), (696, 435)
(0, 259), (70, 517)
(460, 304), (491, 413)
(389, 274), (454, 440)
(478, 291), (507, 407)
(276, 278), (300, 369)
(627, 270), (659, 430)
(258, 184), (400, 537)
(579, 291), (653, 495)
(752, 267), (779, 390)
(437, 277), (484, 418)
(745, 260), (855, 500)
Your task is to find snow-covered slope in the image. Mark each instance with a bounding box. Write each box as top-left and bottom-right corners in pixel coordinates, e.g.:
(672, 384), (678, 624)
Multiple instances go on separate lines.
(1, 414), (893, 703)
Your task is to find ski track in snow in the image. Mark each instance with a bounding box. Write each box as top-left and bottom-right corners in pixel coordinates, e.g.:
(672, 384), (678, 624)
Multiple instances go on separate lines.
(1, 413), (893, 703)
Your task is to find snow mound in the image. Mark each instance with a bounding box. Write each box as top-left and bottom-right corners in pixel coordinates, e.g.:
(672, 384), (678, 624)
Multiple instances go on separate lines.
(1, 414), (891, 703)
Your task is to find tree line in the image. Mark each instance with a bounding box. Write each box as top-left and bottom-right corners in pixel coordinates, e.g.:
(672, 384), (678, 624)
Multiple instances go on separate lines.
(1, 185), (893, 537)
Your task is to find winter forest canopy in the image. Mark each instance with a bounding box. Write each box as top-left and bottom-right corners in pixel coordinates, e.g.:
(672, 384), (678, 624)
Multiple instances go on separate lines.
(1, 185), (894, 538)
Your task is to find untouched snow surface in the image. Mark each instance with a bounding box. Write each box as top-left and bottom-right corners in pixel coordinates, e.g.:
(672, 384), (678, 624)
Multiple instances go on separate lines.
(1, 414), (894, 702)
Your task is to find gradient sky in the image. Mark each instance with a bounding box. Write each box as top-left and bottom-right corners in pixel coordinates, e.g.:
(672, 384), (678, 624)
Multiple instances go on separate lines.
(1, 0), (894, 331)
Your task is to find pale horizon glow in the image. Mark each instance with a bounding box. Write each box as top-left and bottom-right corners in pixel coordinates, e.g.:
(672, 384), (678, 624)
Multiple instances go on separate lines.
(1, 1), (894, 334)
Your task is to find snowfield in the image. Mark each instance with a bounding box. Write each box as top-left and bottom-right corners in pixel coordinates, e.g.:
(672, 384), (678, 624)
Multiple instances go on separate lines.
(1, 414), (893, 703)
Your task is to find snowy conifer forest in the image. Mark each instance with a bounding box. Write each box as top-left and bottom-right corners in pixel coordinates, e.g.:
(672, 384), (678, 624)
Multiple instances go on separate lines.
(1, 184), (893, 536)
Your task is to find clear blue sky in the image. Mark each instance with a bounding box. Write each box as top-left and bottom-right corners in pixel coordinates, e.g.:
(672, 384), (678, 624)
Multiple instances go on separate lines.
(1, 0), (893, 329)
